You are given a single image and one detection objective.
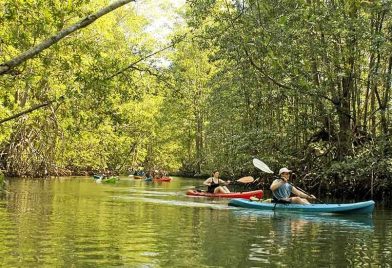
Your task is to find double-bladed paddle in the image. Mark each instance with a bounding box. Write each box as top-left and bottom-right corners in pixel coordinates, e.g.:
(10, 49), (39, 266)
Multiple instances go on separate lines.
(252, 158), (274, 174)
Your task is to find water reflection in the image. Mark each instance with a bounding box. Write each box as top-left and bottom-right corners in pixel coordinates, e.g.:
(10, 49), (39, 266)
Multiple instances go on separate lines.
(0, 177), (391, 267)
(230, 208), (376, 267)
(232, 209), (374, 230)
(117, 195), (230, 210)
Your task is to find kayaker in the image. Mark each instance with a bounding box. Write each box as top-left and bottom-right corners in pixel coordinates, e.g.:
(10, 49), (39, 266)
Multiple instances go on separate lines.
(153, 170), (160, 180)
(203, 171), (230, 194)
(270, 167), (316, 204)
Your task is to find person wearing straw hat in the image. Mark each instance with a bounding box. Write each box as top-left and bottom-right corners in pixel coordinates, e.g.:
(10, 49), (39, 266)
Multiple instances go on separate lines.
(270, 167), (316, 204)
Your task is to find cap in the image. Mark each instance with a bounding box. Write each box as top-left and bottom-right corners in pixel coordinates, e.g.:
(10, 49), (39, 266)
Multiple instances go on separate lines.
(279, 167), (292, 175)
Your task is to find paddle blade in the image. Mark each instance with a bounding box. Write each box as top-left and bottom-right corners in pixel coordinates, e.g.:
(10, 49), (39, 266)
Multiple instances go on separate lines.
(237, 176), (254, 183)
(253, 158), (274, 173)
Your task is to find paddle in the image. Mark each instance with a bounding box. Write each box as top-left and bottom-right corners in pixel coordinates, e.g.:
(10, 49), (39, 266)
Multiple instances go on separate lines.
(252, 158), (274, 174)
(229, 176), (256, 191)
(252, 158), (319, 202)
(235, 176), (254, 183)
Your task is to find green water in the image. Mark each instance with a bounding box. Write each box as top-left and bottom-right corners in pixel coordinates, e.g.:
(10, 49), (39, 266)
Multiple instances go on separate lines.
(0, 177), (391, 267)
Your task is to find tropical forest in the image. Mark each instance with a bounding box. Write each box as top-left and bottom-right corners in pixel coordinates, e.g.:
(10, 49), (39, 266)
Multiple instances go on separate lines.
(1, 0), (392, 201)
(1, 0), (392, 267)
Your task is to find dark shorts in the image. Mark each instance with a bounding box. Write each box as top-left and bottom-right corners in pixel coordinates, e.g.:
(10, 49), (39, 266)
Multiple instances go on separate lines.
(272, 197), (292, 204)
(207, 185), (219, 193)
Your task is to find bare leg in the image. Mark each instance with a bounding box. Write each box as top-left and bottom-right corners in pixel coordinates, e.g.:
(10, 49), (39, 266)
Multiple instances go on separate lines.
(291, 197), (310, 204)
(222, 186), (230, 193)
(214, 186), (229, 194)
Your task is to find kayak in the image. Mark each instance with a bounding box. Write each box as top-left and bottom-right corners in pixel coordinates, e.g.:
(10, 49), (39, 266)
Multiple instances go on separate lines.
(95, 176), (119, 184)
(154, 177), (172, 182)
(228, 199), (375, 214)
(134, 175), (145, 179)
(186, 189), (263, 199)
(102, 176), (119, 184)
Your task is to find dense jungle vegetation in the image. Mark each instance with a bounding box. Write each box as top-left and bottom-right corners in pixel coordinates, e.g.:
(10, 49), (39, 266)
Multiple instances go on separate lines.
(1, 0), (391, 201)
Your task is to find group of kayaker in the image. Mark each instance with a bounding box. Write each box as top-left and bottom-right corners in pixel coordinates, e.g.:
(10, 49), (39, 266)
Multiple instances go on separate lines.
(146, 169), (168, 180)
(132, 168), (168, 181)
(203, 167), (317, 204)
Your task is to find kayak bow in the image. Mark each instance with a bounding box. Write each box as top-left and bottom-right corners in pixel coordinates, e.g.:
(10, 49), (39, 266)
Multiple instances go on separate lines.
(154, 177), (172, 182)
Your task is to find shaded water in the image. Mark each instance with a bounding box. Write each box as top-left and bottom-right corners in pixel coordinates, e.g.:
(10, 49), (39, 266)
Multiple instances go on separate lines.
(0, 177), (391, 267)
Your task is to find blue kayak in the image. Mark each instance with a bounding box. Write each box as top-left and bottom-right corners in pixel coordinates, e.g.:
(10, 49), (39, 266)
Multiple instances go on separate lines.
(228, 199), (375, 214)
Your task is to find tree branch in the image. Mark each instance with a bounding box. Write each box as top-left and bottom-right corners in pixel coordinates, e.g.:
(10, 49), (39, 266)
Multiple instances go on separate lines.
(243, 47), (336, 104)
(105, 33), (188, 80)
(0, 0), (136, 76)
(0, 96), (64, 125)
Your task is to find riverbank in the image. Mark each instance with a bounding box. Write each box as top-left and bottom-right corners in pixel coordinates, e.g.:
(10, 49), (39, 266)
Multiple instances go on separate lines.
(1, 172), (391, 206)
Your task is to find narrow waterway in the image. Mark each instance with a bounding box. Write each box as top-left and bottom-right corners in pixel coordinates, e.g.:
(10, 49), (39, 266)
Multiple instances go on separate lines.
(0, 177), (391, 267)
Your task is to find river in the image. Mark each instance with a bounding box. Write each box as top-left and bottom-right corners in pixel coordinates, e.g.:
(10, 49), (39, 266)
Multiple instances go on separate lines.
(0, 176), (391, 267)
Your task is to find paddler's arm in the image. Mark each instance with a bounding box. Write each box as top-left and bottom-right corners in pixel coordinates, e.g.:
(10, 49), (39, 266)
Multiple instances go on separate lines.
(218, 179), (229, 185)
(203, 177), (212, 186)
(270, 179), (286, 192)
(292, 187), (316, 199)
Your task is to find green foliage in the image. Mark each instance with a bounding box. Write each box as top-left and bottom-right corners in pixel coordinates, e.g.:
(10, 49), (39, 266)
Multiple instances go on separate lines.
(0, 0), (391, 202)
(168, 0), (392, 202)
(0, 0), (180, 175)
(0, 172), (4, 189)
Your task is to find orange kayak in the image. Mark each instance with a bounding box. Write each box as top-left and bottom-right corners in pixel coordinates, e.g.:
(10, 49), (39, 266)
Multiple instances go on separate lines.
(154, 177), (172, 182)
(186, 189), (263, 199)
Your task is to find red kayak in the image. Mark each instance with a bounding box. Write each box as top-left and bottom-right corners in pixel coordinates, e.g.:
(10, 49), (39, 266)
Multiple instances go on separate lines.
(186, 189), (263, 199)
(154, 177), (172, 182)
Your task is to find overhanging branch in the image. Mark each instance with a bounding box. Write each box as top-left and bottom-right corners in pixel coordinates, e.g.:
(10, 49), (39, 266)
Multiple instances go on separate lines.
(0, 0), (136, 76)
(0, 96), (64, 125)
(105, 33), (188, 81)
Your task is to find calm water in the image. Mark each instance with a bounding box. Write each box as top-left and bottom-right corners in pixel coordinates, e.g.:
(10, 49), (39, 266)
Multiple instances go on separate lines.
(0, 177), (391, 267)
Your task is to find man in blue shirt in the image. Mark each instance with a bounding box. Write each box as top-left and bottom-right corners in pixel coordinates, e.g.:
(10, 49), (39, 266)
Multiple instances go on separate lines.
(270, 167), (316, 204)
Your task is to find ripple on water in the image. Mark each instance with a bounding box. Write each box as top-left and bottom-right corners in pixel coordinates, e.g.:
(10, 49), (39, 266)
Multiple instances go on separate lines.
(2, 178), (392, 267)
(114, 195), (231, 210)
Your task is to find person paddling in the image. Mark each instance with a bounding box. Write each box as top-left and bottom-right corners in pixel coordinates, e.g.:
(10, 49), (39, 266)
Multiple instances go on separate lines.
(270, 167), (316, 204)
(203, 170), (230, 194)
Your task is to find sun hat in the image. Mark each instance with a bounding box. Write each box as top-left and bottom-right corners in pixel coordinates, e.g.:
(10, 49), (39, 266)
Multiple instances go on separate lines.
(279, 167), (292, 175)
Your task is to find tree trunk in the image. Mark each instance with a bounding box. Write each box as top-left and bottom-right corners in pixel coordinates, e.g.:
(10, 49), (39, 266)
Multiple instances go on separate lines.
(383, 54), (392, 135)
(195, 109), (203, 175)
(336, 1), (357, 159)
(337, 77), (353, 158)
